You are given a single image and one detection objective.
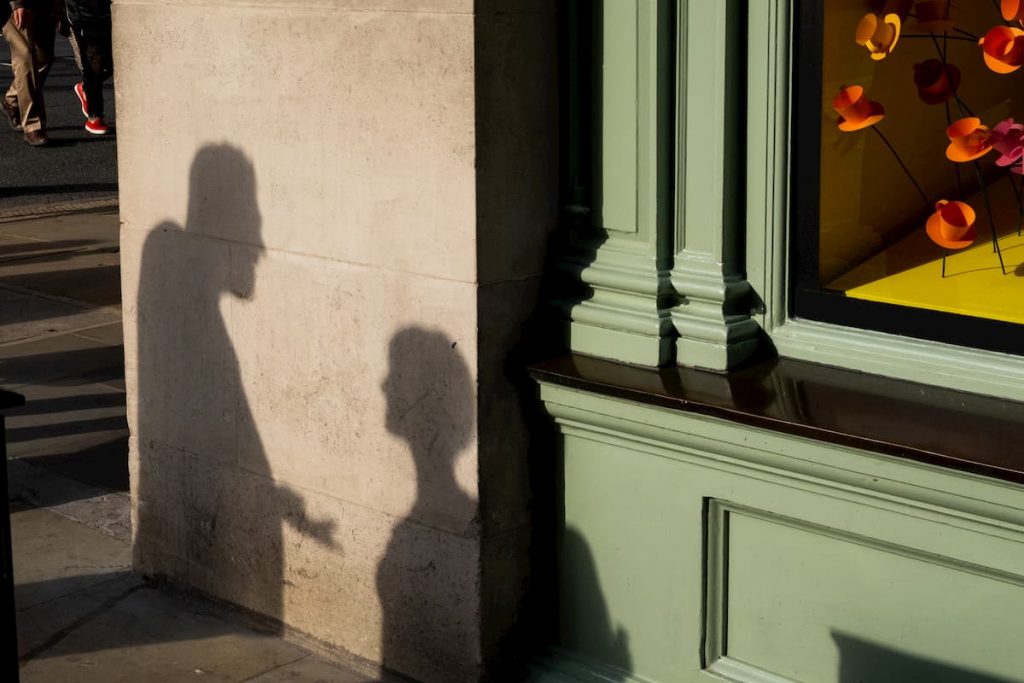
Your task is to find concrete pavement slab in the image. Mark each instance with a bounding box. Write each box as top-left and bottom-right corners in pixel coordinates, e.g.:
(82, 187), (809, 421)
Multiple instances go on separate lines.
(0, 211), (121, 310)
(73, 322), (124, 346)
(11, 502), (131, 611)
(8, 457), (131, 542)
(0, 288), (121, 344)
(0, 212), (119, 244)
(18, 583), (311, 682)
(0, 330), (124, 388)
(12, 505), (374, 683)
(17, 571), (145, 665)
(0, 235), (100, 257)
(0, 261), (121, 308)
(4, 378), (128, 472)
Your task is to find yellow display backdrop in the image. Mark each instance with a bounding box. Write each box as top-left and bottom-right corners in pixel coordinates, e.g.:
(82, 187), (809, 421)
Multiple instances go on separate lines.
(831, 177), (1024, 324)
(820, 1), (1024, 324)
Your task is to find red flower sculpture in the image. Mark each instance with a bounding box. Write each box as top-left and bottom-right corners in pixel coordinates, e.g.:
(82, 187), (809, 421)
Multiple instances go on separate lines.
(945, 117), (993, 162)
(926, 200), (977, 250)
(914, 1), (954, 32)
(832, 86), (885, 131)
(989, 118), (1024, 174)
(913, 59), (960, 104)
(979, 25), (1024, 74)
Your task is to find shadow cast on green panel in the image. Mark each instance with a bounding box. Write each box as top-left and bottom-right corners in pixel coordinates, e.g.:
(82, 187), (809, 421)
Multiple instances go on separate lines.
(833, 632), (1017, 683)
(559, 526), (633, 679)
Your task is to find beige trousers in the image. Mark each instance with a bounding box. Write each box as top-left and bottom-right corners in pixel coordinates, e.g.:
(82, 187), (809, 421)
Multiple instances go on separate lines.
(3, 14), (55, 133)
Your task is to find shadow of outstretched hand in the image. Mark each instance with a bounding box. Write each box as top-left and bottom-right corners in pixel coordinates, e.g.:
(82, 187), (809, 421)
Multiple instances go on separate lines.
(278, 485), (340, 550)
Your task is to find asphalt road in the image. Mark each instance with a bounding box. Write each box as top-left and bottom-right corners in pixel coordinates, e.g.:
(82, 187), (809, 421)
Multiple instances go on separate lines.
(0, 28), (118, 210)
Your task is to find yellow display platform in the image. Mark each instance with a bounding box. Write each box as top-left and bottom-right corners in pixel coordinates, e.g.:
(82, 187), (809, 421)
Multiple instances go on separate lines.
(829, 186), (1024, 325)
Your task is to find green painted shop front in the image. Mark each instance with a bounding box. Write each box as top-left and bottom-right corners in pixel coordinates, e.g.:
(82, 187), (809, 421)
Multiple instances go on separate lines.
(533, 2), (1024, 681)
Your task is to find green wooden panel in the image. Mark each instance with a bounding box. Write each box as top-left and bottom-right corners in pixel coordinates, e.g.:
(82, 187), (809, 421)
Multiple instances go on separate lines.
(561, 434), (696, 683)
(593, 1), (638, 234)
(538, 381), (1024, 683)
(719, 504), (1024, 682)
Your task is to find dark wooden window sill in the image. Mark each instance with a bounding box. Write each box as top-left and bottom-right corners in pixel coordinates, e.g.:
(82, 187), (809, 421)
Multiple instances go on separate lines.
(530, 354), (1024, 485)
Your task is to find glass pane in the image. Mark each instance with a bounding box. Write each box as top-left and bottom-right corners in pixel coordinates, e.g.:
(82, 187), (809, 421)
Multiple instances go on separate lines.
(819, 1), (1024, 326)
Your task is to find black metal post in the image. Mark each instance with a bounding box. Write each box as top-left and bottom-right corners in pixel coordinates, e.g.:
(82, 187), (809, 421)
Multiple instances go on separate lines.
(0, 390), (25, 683)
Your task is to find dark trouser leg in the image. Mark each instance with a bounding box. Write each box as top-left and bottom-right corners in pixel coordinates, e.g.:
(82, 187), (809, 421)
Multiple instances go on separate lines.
(76, 27), (112, 118)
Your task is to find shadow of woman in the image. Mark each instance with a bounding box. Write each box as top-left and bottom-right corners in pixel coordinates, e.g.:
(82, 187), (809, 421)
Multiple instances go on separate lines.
(377, 328), (479, 682)
(133, 144), (336, 631)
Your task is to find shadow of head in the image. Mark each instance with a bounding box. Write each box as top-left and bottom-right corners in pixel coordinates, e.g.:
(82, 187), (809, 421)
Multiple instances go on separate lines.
(185, 144), (264, 298)
(382, 328), (473, 465)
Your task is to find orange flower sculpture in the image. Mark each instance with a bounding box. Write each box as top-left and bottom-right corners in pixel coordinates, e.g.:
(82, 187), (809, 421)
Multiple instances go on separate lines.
(913, 59), (960, 104)
(832, 86), (885, 131)
(979, 25), (1024, 74)
(945, 117), (993, 162)
(914, 1), (954, 32)
(1003, 0), (1024, 24)
(926, 200), (976, 249)
(856, 13), (902, 60)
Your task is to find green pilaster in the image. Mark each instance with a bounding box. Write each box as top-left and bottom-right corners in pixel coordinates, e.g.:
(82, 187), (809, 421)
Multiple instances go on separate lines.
(671, 0), (761, 371)
(551, 0), (675, 367)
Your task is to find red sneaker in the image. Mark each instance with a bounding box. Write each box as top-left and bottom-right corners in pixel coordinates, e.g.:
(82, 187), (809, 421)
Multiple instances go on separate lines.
(74, 82), (88, 117)
(84, 116), (109, 135)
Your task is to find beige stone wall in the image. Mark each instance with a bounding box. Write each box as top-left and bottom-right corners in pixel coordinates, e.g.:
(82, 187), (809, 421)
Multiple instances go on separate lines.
(115, 0), (556, 681)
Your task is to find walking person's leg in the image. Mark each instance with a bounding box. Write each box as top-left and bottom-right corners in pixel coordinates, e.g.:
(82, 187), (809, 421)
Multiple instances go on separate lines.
(76, 24), (111, 133)
(28, 12), (55, 129)
(2, 16), (44, 139)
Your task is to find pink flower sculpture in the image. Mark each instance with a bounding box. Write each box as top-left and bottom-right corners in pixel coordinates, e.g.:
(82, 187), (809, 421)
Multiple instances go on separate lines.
(989, 118), (1024, 175)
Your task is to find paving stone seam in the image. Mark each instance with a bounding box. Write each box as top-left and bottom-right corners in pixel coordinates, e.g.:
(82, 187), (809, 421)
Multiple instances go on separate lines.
(0, 197), (118, 223)
(16, 571), (135, 613)
(0, 244), (120, 267)
(0, 310), (123, 352)
(238, 653), (315, 682)
(72, 327), (124, 346)
(18, 581), (145, 664)
(0, 280), (116, 314)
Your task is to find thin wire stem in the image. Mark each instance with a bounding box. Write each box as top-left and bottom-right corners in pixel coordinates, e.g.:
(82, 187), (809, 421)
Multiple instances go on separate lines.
(872, 127), (932, 210)
(952, 28), (979, 40)
(973, 162), (1008, 274)
(993, 0), (1014, 26)
(1010, 171), (1024, 236)
(901, 34), (978, 42)
(1015, 168), (1024, 237)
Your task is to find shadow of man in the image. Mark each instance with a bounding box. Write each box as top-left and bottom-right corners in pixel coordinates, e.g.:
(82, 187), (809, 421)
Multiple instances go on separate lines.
(133, 144), (335, 631)
(377, 328), (479, 681)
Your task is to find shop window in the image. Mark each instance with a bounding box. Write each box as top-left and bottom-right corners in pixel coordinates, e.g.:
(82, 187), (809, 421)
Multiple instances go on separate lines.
(791, 0), (1024, 354)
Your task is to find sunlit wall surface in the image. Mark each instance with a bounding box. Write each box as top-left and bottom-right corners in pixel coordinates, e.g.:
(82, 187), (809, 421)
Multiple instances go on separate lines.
(819, 0), (1024, 325)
